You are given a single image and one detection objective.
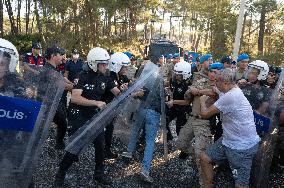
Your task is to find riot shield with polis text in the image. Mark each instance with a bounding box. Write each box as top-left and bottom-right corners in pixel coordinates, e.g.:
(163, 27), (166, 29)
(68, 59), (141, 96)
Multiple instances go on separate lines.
(250, 70), (284, 188)
(0, 63), (65, 188)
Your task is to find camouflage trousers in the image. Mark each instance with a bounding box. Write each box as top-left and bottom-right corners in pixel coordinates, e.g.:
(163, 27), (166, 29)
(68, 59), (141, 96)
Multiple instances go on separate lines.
(177, 116), (213, 186)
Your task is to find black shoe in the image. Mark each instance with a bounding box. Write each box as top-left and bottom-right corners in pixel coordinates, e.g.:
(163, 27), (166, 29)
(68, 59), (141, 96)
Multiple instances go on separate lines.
(93, 175), (112, 186)
(179, 151), (189, 159)
(167, 134), (173, 142)
(54, 170), (66, 187)
(105, 151), (118, 159)
(55, 142), (65, 150)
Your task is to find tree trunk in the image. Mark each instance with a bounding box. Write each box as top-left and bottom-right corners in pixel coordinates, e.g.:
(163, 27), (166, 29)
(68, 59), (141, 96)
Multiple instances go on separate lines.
(114, 12), (117, 36)
(4, 0), (17, 35)
(34, 0), (43, 35)
(159, 8), (165, 36)
(258, 6), (266, 56)
(240, 12), (247, 52)
(195, 34), (201, 51)
(0, 0), (3, 37)
(25, 0), (31, 34)
(17, 0), (22, 33)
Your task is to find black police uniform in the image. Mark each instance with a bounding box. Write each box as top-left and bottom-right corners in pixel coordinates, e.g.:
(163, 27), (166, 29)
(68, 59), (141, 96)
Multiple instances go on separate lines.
(166, 78), (189, 140)
(55, 69), (116, 185)
(102, 71), (129, 157)
(65, 59), (84, 83)
(241, 84), (271, 111)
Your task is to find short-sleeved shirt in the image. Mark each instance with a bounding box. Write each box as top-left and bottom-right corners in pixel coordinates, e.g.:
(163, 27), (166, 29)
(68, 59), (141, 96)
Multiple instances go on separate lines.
(70, 71), (116, 118)
(102, 71), (129, 104)
(65, 59), (84, 82)
(240, 84), (271, 111)
(214, 87), (260, 150)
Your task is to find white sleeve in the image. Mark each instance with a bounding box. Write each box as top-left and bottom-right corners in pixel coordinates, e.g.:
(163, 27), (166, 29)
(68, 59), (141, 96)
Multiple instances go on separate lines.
(214, 93), (233, 114)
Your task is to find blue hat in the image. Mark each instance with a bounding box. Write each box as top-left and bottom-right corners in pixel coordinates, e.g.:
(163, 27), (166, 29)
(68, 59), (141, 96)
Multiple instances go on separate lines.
(209, 62), (224, 71)
(200, 54), (212, 64)
(159, 55), (164, 59)
(237, 53), (249, 62)
(173, 53), (180, 58)
(123, 51), (134, 59)
(166, 54), (173, 59)
(221, 55), (233, 64)
(191, 62), (197, 69)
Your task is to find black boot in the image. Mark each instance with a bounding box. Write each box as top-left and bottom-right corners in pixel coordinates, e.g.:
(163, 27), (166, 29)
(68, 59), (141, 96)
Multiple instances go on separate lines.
(55, 141), (65, 150)
(105, 150), (118, 159)
(53, 152), (78, 186)
(54, 169), (66, 187)
(179, 151), (189, 159)
(93, 170), (112, 186)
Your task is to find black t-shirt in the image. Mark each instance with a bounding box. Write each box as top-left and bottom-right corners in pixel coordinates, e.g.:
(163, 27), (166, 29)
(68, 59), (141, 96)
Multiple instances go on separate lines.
(171, 79), (188, 100)
(102, 71), (130, 103)
(241, 84), (272, 110)
(70, 71), (116, 118)
(65, 59), (84, 82)
(170, 79), (189, 111)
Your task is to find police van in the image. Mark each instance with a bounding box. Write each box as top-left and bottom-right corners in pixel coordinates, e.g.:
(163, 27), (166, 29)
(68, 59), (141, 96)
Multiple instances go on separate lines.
(144, 39), (183, 63)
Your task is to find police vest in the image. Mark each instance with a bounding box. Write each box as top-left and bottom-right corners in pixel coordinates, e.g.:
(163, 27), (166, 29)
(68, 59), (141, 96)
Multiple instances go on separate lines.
(26, 53), (45, 66)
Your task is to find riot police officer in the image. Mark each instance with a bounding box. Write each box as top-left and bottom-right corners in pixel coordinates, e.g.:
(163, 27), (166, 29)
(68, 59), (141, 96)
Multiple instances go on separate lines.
(54, 47), (121, 186)
(165, 61), (192, 141)
(103, 52), (131, 158)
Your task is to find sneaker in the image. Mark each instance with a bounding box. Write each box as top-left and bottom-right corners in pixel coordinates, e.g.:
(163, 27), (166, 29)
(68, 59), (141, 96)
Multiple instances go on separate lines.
(93, 175), (112, 186)
(121, 151), (133, 159)
(179, 151), (189, 159)
(140, 171), (153, 183)
(105, 151), (118, 159)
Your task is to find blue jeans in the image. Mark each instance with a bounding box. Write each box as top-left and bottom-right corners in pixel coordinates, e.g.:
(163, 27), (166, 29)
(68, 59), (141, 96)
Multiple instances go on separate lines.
(127, 108), (160, 173)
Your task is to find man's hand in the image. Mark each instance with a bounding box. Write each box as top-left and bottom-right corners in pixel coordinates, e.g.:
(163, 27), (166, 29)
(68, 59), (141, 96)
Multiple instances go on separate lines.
(120, 83), (128, 91)
(188, 86), (199, 96)
(131, 89), (145, 98)
(165, 100), (174, 108)
(237, 79), (247, 87)
(95, 101), (107, 109)
(200, 95), (209, 103)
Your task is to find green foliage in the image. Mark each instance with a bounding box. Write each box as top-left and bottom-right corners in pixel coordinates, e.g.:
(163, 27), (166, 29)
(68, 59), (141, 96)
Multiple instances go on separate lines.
(1, 0), (284, 65)
(3, 34), (42, 55)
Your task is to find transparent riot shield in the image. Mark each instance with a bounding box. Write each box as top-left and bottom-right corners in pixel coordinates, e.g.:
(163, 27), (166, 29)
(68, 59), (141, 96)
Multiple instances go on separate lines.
(65, 61), (160, 155)
(250, 70), (284, 188)
(0, 67), (65, 188)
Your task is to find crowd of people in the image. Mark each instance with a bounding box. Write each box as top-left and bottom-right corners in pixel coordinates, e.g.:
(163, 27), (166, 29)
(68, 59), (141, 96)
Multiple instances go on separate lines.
(0, 38), (284, 188)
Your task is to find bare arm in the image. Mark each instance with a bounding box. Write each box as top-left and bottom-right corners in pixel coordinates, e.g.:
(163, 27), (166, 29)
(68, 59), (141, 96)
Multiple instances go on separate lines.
(64, 70), (69, 79)
(71, 89), (106, 109)
(199, 95), (219, 119)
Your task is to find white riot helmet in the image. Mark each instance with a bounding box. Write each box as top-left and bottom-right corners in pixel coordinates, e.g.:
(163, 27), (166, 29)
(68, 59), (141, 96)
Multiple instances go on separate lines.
(173, 61), (192, 80)
(87, 47), (110, 72)
(0, 38), (19, 72)
(247, 60), (269, 80)
(109, 52), (131, 73)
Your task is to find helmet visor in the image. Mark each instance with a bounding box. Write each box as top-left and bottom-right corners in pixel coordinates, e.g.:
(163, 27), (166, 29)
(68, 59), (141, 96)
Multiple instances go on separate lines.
(0, 50), (11, 75)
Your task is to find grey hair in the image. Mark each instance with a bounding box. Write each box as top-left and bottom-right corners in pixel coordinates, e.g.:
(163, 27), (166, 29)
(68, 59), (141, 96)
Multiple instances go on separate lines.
(216, 68), (236, 84)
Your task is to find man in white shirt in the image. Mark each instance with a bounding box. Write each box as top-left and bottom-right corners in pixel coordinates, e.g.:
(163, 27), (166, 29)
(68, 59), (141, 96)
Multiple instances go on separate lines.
(199, 68), (260, 188)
